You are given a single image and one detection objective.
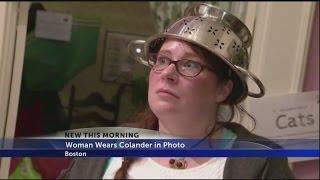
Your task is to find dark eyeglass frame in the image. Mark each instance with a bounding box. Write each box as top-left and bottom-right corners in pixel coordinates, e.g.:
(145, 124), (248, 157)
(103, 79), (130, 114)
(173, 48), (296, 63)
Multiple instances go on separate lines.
(148, 53), (216, 77)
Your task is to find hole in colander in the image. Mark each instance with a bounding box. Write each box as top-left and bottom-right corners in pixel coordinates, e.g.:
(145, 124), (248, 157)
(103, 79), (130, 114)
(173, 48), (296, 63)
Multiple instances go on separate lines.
(214, 39), (225, 49)
(184, 27), (195, 34)
(195, 17), (207, 21)
(181, 19), (190, 26)
(222, 26), (231, 35)
(232, 41), (241, 52)
(208, 26), (219, 36)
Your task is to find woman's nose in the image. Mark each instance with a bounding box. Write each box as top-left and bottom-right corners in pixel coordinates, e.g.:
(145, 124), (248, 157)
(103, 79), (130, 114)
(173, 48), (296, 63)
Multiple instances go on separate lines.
(160, 64), (179, 83)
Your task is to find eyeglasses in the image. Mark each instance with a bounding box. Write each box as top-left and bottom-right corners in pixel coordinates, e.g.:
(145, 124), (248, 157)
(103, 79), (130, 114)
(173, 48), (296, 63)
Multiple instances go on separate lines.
(148, 53), (215, 77)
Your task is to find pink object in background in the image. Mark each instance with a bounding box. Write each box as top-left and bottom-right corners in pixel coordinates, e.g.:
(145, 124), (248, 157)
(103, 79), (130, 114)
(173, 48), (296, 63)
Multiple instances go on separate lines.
(292, 159), (320, 179)
(303, 3), (319, 92)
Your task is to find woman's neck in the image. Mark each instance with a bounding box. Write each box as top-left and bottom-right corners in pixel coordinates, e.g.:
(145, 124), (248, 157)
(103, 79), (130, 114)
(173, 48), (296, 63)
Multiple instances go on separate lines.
(158, 113), (219, 138)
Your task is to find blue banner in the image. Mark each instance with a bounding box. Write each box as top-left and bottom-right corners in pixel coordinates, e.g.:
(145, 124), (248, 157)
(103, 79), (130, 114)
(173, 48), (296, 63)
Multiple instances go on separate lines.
(1, 138), (318, 149)
(0, 149), (318, 157)
(0, 138), (319, 157)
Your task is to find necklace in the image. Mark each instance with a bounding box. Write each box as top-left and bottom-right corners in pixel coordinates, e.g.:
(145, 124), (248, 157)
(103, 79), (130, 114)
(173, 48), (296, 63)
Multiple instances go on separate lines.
(167, 124), (219, 169)
(169, 157), (188, 169)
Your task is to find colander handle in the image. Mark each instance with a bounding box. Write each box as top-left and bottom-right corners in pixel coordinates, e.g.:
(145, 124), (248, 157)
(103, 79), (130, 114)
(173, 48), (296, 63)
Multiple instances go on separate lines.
(128, 40), (149, 66)
(235, 65), (265, 98)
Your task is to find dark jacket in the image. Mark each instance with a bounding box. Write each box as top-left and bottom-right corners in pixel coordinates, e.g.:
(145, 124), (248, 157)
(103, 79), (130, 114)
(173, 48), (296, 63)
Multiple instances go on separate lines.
(58, 123), (294, 179)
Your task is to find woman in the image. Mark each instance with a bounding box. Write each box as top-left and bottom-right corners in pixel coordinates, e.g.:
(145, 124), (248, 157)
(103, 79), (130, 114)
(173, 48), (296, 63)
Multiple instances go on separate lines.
(59, 3), (294, 179)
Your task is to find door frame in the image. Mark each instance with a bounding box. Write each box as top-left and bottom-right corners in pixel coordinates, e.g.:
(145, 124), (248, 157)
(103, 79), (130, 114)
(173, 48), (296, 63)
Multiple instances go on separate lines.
(0, 2), (30, 178)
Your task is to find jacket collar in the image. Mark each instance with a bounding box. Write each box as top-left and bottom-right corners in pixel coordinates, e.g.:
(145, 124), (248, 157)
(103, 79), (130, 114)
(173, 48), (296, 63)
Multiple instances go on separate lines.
(222, 122), (270, 179)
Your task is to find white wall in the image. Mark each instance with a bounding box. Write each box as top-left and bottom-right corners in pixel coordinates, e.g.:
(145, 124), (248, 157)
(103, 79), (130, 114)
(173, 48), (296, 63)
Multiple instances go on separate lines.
(248, 2), (316, 95)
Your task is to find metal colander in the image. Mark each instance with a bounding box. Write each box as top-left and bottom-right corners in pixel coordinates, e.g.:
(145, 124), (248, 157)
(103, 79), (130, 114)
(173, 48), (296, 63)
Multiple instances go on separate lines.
(128, 3), (265, 104)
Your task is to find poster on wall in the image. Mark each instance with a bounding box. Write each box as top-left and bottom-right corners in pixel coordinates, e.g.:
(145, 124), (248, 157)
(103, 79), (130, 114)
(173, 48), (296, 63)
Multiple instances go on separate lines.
(101, 31), (147, 84)
(248, 91), (319, 162)
(35, 11), (72, 41)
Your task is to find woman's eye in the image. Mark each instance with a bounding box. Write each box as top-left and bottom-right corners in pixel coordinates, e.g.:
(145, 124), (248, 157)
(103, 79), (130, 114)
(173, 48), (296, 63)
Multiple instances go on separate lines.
(157, 57), (169, 65)
(183, 61), (196, 69)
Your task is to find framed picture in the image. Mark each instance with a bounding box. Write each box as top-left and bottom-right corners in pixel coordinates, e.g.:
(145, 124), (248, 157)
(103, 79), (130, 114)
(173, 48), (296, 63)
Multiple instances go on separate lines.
(101, 31), (148, 84)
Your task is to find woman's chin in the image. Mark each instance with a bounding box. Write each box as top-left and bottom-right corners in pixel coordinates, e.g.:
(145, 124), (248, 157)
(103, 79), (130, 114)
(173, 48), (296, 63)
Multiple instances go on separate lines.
(151, 102), (179, 113)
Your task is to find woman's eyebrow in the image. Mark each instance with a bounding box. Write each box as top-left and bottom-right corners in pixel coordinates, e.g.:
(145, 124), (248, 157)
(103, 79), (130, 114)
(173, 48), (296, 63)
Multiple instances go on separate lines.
(158, 50), (200, 58)
(182, 52), (201, 59)
(157, 50), (172, 56)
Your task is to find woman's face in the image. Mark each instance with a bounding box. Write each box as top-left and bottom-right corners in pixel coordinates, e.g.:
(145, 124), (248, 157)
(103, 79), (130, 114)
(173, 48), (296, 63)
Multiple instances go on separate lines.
(148, 39), (231, 117)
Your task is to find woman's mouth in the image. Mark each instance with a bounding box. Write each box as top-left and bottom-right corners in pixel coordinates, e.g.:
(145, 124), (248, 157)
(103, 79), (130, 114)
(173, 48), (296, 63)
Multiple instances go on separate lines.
(156, 88), (180, 99)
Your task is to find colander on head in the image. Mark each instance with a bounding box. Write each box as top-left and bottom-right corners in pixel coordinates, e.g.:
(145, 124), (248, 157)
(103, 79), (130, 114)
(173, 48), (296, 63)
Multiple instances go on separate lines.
(128, 3), (265, 104)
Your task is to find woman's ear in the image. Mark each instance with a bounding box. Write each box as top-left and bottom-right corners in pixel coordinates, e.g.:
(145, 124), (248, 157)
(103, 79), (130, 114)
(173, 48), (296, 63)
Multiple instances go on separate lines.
(216, 80), (233, 103)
